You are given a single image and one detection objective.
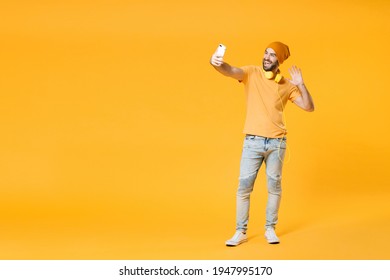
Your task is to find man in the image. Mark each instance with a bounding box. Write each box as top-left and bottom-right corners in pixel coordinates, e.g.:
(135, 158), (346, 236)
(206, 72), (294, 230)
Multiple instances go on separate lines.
(210, 42), (314, 246)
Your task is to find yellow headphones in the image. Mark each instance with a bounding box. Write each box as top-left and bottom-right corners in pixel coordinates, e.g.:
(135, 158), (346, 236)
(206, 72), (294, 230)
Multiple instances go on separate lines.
(263, 69), (283, 83)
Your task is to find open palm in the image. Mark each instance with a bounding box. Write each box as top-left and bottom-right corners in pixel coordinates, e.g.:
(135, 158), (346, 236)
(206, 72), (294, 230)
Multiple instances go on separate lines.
(288, 65), (304, 86)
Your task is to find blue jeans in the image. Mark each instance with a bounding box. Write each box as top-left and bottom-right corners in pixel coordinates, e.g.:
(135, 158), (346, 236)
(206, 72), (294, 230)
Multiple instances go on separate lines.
(236, 135), (286, 232)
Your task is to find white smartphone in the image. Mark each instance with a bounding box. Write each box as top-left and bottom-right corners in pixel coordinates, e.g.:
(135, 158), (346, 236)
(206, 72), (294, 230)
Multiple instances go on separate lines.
(216, 44), (226, 57)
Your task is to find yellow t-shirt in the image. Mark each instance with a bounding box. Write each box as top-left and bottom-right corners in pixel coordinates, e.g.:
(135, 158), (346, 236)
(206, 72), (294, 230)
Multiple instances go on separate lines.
(240, 65), (301, 138)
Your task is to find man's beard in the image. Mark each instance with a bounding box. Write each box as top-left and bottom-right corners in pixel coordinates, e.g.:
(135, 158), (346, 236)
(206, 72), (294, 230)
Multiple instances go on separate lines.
(263, 59), (278, 71)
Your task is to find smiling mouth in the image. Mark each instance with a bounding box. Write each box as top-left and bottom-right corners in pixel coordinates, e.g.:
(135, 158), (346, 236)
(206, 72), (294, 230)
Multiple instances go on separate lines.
(263, 61), (275, 71)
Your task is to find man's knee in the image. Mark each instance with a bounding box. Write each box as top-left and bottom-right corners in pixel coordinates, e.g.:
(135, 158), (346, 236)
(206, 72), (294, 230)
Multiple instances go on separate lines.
(238, 173), (257, 195)
(266, 174), (282, 194)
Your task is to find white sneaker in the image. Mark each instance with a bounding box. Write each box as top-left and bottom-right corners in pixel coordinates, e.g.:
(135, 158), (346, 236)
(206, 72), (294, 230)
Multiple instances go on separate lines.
(265, 228), (280, 244)
(225, 231), (248, 246)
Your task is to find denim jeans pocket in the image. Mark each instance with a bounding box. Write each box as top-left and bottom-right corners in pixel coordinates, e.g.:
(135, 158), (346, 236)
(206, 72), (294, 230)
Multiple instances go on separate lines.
(243, 136), (258, 149)
(270, 138), (287, 149)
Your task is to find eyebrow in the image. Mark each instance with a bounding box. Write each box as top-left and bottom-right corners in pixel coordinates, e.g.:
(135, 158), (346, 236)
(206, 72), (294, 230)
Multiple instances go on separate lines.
(265, 50), (276, 56)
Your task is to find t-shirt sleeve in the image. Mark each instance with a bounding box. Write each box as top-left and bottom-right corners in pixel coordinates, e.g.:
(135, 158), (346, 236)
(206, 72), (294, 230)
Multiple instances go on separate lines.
(288, 85), (302, 102)
(238, 65), (252, 84)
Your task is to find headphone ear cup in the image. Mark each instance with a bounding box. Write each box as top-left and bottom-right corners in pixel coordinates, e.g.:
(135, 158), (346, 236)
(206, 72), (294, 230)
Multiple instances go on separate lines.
(274, 73), (283, 83)
(264, 71), (274, 79)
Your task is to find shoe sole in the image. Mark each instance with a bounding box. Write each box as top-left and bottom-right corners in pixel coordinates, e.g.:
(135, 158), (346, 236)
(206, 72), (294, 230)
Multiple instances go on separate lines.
(225, 238), (248, 247)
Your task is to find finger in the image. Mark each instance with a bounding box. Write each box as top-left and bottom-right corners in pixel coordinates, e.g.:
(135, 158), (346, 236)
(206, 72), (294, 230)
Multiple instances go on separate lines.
(294, 65), (302, 74)
(211, 60), (222, 66)
(211, 55), (220, 62)
(290, 65), (301, 76)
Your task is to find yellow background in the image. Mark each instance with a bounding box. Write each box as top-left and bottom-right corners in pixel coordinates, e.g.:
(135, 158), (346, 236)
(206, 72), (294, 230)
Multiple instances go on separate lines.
(0, 0), (389, 259)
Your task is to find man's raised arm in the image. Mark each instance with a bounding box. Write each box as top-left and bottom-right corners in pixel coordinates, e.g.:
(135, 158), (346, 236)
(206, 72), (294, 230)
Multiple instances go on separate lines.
(210, 52), (244, 81)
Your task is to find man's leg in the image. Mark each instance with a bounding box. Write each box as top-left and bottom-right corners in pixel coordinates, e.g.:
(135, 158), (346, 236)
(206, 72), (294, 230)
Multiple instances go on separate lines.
(226, 135), (265, 246)
(264, 138), (286, 244)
